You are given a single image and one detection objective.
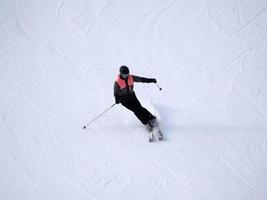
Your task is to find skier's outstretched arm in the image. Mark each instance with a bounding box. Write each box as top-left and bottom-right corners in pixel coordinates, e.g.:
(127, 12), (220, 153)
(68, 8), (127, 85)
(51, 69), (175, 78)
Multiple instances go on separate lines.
(132, 75), (157, 83)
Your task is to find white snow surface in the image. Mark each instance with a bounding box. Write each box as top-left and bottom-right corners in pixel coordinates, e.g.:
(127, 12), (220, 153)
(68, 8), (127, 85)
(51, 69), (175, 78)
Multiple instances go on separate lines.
(1, 0), (267, 199)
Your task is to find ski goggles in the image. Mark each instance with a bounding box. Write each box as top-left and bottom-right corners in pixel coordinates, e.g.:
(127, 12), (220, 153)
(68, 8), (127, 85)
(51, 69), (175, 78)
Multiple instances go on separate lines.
(121, 73), (129, 78)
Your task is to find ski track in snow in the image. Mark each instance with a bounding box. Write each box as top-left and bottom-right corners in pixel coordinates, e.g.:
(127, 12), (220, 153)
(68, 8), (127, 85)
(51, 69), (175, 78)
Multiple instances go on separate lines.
(0, 0), (267, 200)
(230, 5), (267, 36)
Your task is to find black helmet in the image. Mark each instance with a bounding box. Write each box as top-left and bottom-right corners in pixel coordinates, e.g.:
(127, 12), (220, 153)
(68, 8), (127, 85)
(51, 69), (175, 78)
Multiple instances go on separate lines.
(119, 65), (129, 75)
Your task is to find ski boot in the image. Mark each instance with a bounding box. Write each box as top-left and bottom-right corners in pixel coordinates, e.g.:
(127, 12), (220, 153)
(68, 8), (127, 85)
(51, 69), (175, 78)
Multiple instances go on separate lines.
(158, 130), (163, 141)
(146, 119), (156, 142)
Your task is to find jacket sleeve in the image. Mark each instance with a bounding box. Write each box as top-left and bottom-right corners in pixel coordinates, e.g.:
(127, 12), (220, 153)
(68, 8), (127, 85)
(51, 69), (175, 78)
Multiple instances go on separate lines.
(114, 82), (120, 99)
(132, 75), (155, 83)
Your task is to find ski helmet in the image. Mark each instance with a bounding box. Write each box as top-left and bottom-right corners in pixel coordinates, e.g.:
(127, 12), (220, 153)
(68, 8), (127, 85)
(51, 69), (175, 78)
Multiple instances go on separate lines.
(119, 65), (129, 75)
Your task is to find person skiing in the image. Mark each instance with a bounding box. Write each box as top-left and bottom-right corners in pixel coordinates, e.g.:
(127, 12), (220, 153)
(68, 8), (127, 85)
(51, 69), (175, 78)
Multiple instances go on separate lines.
(114, 65), (158, 132)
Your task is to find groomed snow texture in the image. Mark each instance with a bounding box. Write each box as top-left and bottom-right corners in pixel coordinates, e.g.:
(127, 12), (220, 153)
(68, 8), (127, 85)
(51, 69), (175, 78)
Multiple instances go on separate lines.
(1, 0), (267, 199)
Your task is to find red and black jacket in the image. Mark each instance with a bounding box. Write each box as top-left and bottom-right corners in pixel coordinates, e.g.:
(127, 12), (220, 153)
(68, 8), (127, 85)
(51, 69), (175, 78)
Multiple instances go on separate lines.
(114, 74), (154, 103)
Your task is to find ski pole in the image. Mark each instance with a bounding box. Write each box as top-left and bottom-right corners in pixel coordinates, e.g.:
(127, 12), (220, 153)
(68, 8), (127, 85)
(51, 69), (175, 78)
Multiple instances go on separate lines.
(155, 83), (162, 91)
(83, 103), (116, 129)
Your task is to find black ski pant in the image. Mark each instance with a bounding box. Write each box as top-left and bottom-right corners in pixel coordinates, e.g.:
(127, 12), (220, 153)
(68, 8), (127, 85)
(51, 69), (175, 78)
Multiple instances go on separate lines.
(121, 97), (155, 125)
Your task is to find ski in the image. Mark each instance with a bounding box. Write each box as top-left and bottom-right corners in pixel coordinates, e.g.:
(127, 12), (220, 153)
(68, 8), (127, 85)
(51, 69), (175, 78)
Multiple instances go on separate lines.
(148, 128), (164, 142)
(147, 119), (164, 142)
(149, 132), (154, 142)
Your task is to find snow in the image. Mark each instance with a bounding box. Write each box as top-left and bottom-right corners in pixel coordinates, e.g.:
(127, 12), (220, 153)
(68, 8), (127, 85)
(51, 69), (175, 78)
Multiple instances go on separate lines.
(1, 0), (267, 199)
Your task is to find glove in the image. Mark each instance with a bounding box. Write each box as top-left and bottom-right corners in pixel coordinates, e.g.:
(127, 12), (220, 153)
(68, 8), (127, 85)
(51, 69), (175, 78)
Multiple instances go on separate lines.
(115, 97), (120, 104)
(148, 78), (157, 83)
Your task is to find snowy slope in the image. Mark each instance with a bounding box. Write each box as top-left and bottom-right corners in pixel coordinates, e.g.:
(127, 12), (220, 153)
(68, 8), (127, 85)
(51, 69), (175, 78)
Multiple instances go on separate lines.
(1, 0), (267, 199)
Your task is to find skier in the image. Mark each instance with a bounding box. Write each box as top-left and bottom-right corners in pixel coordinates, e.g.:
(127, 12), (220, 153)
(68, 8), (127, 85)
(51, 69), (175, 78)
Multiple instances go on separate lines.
(114, 65), (159, 134)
